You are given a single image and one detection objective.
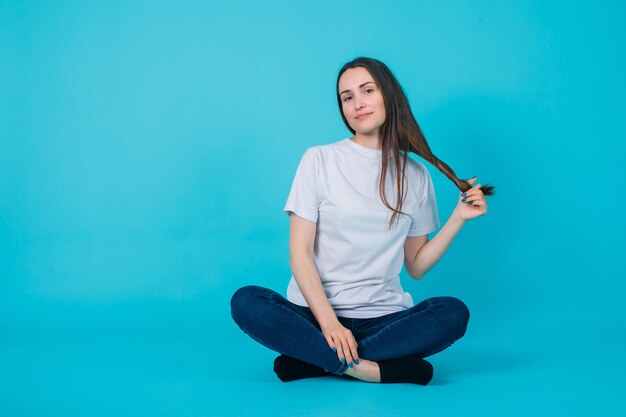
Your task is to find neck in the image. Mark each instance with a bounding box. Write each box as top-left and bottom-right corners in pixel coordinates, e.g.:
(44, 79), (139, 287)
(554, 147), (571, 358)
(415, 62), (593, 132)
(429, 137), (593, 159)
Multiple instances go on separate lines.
(352, 131), (382, 150)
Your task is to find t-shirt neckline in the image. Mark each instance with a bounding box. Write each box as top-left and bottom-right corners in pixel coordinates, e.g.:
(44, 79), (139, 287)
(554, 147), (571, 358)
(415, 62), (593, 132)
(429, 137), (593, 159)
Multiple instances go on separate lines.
(343, 138), (382, 159)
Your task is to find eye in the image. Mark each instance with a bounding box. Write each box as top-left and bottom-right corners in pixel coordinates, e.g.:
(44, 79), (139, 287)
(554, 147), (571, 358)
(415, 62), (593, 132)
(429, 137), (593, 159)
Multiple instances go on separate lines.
(342, 96), (351, 102)
(365, 88), (374, 93)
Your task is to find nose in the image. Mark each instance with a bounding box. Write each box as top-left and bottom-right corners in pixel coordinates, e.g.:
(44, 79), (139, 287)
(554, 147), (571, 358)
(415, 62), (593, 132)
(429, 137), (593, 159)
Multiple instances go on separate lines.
(353, 94), (365, 110)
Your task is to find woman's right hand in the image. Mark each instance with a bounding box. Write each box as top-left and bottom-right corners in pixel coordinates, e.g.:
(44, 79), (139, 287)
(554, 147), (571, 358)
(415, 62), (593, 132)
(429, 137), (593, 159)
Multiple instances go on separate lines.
(321, 321), (360, 367)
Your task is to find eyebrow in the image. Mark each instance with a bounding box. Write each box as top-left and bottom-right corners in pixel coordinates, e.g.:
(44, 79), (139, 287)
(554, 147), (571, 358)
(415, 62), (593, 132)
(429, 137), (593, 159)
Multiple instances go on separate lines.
(340, 81), (376, 96)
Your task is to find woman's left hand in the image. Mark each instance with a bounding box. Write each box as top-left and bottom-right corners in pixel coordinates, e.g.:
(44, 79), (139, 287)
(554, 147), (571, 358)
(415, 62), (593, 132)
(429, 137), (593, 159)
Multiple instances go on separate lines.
(453, 176), (488, 221)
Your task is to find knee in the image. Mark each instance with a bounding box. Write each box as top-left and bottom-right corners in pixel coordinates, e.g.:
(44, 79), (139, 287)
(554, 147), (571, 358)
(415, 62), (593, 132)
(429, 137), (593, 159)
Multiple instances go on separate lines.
(230, 285), (269, 327)
(230, 285), (256, 326)
(441, 296), (470, 338)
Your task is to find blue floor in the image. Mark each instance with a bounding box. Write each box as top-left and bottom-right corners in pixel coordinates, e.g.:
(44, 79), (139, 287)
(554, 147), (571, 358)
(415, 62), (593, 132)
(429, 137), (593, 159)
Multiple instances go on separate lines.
(2, 318), (623, 416)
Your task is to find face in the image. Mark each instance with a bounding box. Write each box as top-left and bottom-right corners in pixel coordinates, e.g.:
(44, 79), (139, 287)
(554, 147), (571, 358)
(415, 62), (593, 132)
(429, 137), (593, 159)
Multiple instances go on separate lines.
(338, 67), (386, 134)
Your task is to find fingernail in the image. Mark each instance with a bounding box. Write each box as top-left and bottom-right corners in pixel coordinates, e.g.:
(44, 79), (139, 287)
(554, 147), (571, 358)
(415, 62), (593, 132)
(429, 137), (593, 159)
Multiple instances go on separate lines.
(461, 192), (467, 196)
(462, 197), (466, 202)
(349, 362), (353, 368)
(332, 346), (336, 352)
(354, 358), (360, 365)
(341, 358), (346, 364)
(469, 201), (474, 205)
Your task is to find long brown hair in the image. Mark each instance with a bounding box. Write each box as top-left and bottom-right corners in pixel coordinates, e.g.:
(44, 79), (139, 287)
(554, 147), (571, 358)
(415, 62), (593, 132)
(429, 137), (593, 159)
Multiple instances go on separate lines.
(336, 57), (496, 230)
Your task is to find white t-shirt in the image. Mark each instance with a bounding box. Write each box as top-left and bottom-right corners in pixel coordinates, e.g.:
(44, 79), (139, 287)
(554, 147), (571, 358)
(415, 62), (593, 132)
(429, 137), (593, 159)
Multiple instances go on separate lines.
(283, 137), (441, 318)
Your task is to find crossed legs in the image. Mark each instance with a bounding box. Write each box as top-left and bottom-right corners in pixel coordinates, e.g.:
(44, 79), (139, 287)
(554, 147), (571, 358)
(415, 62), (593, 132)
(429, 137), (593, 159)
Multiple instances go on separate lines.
(230, 285), (470, 382)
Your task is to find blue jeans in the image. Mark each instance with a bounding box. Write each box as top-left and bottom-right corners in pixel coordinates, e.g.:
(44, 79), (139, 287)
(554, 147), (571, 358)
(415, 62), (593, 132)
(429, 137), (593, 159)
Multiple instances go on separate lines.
(230, 285), (470, 375)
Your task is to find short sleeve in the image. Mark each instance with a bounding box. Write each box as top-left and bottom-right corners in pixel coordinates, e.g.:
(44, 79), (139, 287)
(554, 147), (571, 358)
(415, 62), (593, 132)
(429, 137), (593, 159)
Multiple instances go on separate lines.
(283, 148), (320, 223)
(407, 166), (441, 236)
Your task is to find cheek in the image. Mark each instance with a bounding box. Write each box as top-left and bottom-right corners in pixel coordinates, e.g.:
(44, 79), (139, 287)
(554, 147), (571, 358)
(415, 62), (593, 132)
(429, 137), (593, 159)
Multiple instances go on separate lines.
(376, 97), (386, 116)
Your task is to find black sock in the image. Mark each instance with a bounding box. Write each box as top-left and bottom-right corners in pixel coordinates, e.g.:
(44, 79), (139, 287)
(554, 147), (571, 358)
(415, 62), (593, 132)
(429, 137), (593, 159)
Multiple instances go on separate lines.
(273, 355), (332, 382)
(378, 355), (434, 385)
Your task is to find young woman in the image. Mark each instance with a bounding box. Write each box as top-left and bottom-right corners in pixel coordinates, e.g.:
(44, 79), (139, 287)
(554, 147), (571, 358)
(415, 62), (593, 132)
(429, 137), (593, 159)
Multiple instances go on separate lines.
(231, 57), (495, 385)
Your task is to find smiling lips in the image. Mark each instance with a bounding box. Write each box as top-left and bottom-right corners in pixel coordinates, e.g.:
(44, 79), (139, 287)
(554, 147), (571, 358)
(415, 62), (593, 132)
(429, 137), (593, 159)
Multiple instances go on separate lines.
(355, 112), (372, 120)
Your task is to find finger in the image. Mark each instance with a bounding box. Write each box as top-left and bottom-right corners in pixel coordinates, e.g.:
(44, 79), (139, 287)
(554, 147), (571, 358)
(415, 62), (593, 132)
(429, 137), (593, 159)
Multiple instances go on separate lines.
(467, 198), (485, 205)
(469, 200), (487, 212)
(460, 189), (483, 199)
(461, 195), (482, 204)
(464, 188), (484, 197)
(348, 338), (360, 365)
(470, 201), (487, 214)
(332, 335), (346, 364)
(471, 200), (487, 209)
(325, 335), (336, 353)
(340, 336), (355, 367)
(339, 337), (354, 367)
(341, 335), (356, 365)
(462, 194), (480, 202)
(463, 187), (481, 196)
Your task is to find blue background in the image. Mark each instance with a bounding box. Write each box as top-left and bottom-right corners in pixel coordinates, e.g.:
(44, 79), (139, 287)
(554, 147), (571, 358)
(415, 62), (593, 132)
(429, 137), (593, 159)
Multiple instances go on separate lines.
(1, 0), (624, 416)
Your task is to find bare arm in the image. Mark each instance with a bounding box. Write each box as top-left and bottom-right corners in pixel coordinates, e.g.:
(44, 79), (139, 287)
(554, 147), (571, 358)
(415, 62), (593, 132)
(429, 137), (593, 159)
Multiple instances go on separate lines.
(405, 177), (489, 280)
(288, 212), (360, 366)
(404, 211), (466, 280)
(288, 212), (339, 329)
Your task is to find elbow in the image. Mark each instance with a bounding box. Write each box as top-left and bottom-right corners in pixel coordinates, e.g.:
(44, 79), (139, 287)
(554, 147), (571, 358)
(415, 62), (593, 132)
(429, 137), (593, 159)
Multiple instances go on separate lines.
(411, 264), (427, 280)
(411, 272), (425, 281)
(406, 266), (425, 281)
